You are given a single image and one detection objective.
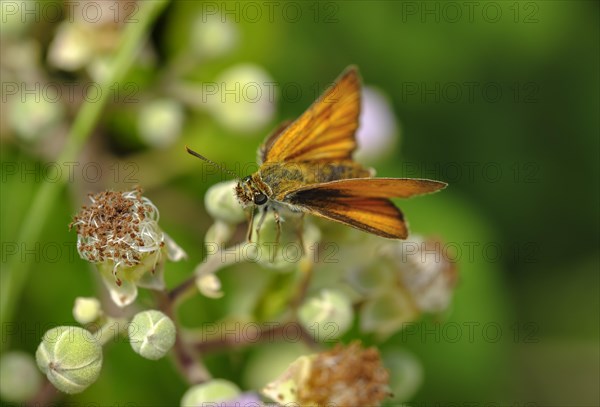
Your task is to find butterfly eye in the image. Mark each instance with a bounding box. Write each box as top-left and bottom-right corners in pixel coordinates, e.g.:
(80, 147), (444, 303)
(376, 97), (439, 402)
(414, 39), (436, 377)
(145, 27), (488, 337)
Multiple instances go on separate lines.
(243, 176), (252, 182)
(254, 193), (268, 205)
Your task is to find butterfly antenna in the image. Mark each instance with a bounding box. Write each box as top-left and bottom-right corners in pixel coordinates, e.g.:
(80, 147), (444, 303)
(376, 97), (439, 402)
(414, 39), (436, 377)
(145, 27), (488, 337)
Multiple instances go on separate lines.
(185, 146), (239, 179)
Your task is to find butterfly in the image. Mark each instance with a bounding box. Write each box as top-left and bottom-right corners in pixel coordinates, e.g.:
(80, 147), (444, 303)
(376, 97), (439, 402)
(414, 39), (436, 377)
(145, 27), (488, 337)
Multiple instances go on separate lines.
(188, 66), (446, 242)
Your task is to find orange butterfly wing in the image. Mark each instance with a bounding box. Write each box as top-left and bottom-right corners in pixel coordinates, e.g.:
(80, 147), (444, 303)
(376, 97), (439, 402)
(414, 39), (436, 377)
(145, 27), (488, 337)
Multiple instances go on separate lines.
(262, 66), (361, 163)
(284, 178), (446, 239)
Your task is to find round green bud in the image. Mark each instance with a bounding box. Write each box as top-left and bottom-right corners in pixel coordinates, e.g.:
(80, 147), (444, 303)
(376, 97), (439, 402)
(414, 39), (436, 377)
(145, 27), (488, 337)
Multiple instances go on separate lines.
(205, 181), (246, 224)
(138, 99), (184, 148)
(36, 326), (103, 394)
(196, 274), (224, 298)
(0, 351), (43, 402)
(128, 310), (176, 360)
(383, 349), (424, 402)
(180, 379), (241, 406)
(73, 297), (102, 325)
(298, 289), (354, 341)
(205, 220), (235, 246)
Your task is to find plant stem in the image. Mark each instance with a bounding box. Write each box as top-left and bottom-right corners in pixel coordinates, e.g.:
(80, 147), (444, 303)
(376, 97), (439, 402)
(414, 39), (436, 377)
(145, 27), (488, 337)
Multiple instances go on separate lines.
(155, 290), (211, 384)
(168, 243), (245, 305)
(0, 0), (170, 343)
(191, 321), (318, 353)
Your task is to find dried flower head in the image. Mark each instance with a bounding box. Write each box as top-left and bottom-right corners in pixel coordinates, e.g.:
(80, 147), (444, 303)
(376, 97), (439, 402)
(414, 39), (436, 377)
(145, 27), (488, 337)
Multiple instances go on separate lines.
(300, 342), (391, 406)
(263, 342), (391, 406)
(70, 188), (186, 307)
(71, 188), (161, 279)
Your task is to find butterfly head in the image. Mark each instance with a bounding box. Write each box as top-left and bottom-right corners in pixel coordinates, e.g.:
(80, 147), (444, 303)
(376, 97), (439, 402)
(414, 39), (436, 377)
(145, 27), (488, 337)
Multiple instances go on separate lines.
(235, 175), (269, 207)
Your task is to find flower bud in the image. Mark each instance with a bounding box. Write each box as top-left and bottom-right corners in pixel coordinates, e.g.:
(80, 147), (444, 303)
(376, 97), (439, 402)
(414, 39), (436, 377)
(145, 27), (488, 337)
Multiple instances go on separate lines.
(196, 274), (224, 299)
(190, 13), (238, 58)
(382, 349), (423, 402)
(138, 99), (184, 148)
(0, 351), (42, 402)
(180, 379), (241, 406)
(298, 289), (353, 341)
(207, 64), (275, 134)
(9, 91), (64, 142)
(36, 326), (103, 394)
(73, 297), (103, 325)
(205, 181), (247, 224)
(205, 220), (235, 247)
(128, 310), (176, 360)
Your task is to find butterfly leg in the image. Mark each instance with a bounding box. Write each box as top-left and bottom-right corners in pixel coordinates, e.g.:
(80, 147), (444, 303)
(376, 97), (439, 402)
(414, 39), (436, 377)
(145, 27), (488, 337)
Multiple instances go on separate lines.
(246, 208), (255, 242)
(272, 208), (281, 262)
(254, 205), (269, 243)
(297, 213), (306, 256)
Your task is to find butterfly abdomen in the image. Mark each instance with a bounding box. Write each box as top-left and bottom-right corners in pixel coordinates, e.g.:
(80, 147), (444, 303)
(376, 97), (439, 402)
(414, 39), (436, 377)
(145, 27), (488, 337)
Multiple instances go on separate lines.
(259, 161), (371, 198)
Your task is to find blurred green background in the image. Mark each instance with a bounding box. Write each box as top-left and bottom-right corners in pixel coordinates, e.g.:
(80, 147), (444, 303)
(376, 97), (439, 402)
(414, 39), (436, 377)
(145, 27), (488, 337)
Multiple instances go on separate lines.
(1, 1), (598, 406)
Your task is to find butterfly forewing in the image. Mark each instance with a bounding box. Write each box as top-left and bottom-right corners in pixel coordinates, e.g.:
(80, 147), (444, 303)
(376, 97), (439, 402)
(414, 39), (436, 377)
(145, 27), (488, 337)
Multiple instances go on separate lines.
(262, 66), (361, 163)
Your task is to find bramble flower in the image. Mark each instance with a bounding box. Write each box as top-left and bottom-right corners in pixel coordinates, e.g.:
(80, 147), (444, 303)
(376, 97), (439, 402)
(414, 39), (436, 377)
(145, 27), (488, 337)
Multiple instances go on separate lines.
(346, 235), (457, 339)
(386, 236), (457, 313)
(263, 342), (391, 406)
(70, 187), (186, 307)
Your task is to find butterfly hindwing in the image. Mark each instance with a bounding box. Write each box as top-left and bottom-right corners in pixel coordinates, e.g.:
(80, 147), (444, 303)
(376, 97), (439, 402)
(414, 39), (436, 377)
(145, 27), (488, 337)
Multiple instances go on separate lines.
(283, 178), (447, 239)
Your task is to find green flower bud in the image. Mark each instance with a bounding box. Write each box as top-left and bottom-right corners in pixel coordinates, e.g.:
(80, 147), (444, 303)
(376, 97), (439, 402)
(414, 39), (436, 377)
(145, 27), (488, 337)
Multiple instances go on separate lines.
(360, 289), (418, 340)
(298, 289), (354, 341)
(0, 351), (43, 402)
(382, 349), (423, 402)
(9, 91), (64, 142)
(129, 310), (176, 360)
(138, 99), (184, 148)
(205, 220), (235, 246)
(180, 379), (241, 406)
(190, 13), (238, 58)
(205, 181), (246, 224)
(36, 326), (103, 394)
(73, 297), (102, 325)
(196, 274), (224, 299)
(207, 64), (275, 134)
